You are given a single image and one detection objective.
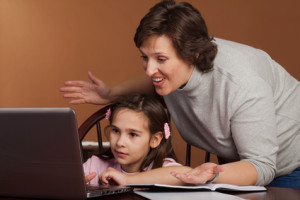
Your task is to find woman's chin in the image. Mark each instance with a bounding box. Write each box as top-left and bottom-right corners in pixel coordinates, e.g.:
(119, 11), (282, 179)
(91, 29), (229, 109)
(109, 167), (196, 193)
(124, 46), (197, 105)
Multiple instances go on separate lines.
(155, 89), (169, 96)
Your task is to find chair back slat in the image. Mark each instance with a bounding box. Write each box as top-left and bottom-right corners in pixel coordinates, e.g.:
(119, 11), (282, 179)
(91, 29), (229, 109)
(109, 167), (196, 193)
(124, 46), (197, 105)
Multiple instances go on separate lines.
(96, 121), (103, 154)
(78, 105), (110, 140)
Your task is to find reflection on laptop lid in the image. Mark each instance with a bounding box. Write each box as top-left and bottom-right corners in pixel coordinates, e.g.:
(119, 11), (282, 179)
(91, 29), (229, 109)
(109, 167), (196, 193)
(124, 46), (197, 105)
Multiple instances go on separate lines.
(0, 108), (132, 199)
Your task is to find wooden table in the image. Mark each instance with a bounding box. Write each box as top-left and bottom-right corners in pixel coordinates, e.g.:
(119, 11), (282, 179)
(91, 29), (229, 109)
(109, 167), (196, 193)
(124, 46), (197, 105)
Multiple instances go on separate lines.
(101, 187), (300, 200)
(1, 187), (299, 200)
(98, 187), (300, 200)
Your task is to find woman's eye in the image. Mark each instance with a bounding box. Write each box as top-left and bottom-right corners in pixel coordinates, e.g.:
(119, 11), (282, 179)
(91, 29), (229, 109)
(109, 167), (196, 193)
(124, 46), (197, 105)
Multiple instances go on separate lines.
(158, 57), (166, 63)
(140, 55), (148, 61)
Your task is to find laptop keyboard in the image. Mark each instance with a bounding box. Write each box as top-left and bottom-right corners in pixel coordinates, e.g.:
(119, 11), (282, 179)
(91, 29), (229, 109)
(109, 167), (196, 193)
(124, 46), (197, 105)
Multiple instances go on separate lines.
(86, 184), (133, 198)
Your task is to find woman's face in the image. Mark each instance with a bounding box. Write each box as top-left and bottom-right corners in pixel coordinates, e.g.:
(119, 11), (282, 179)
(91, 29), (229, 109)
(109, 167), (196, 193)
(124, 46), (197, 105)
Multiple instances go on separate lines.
(139, 35), (194, 96)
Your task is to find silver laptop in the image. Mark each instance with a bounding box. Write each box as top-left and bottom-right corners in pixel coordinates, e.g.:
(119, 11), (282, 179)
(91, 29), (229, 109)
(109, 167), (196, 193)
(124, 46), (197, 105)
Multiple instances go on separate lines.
(0, 108), (132, 199)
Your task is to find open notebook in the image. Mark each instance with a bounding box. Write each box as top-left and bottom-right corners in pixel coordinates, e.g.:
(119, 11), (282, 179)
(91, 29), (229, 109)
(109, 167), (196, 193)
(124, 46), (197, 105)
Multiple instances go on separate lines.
(0, 108), (132, 199)
(127, 183), (266, 192)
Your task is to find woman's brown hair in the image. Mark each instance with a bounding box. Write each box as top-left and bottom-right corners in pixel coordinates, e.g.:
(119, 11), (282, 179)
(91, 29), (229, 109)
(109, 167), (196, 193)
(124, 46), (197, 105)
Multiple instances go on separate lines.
(134, 0), (217, 72)
(99, 94), (177, 171)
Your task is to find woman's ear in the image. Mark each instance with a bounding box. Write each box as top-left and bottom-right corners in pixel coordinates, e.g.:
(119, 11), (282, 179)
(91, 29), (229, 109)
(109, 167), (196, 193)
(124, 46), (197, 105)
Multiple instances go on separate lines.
(150, 132), (163, 148)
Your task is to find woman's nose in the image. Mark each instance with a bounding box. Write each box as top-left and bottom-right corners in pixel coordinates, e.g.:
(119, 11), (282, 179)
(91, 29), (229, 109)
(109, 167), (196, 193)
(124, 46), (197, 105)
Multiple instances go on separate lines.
(145, 61), (158, 77)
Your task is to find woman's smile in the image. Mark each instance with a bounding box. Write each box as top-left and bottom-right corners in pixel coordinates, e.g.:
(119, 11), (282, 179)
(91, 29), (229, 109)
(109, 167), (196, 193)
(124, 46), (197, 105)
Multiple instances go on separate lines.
(140, 35), (194, 96)
(152, 76), (165, 87)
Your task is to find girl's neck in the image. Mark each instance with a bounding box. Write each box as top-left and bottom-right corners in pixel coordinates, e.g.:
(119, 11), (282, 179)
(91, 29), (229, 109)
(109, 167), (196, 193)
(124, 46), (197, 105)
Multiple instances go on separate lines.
(120, 165), (141, 174)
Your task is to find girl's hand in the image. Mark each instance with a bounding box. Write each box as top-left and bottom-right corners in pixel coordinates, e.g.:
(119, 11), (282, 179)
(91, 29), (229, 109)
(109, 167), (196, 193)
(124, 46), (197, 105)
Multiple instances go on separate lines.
(99, 167), (128, 185)
(170, 162), (224, 185)
(85, 172), (97, 183)
(60, 71), (111, 105)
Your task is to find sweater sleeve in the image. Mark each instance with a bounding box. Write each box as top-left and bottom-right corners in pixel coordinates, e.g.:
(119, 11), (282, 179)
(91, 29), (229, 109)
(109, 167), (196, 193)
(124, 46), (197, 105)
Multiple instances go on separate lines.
(231, 77), (278, 185)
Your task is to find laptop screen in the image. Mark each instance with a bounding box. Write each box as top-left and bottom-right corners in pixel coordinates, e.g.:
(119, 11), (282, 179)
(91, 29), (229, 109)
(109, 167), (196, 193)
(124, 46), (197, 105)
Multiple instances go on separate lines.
(0, 108), (86, 199)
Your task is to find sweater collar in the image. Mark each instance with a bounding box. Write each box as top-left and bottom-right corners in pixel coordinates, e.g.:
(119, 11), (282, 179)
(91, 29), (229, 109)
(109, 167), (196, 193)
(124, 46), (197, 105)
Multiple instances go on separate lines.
(176, 67), (204, 93)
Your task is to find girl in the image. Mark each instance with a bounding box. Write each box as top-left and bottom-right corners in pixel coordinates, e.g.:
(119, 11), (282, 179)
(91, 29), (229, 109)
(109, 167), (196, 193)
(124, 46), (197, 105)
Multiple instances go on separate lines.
(83, 94), (188, 185)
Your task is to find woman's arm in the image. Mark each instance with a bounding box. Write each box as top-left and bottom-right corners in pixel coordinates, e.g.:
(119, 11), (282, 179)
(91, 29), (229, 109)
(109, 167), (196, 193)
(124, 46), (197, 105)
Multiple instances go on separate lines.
(218, 161), (257, 185)
(110, 72), (155, 100)
(60, 72), (155, 105)
(172, 161), (257, 186)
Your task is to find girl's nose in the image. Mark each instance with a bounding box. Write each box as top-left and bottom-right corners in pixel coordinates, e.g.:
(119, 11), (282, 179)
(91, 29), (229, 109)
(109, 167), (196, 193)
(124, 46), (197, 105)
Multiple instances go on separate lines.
(116, 134), (126, 147)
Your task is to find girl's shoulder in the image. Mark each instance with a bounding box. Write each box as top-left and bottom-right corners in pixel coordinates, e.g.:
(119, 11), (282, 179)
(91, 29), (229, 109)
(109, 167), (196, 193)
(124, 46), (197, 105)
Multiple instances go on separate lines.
(83, 155), (121, 174)
(143, 158), (181, 171)
(162, 157), (182, 167)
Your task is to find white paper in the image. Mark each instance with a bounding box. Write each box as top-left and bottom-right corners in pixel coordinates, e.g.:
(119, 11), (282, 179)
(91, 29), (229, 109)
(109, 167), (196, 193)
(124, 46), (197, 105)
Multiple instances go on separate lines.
(134, 190), (245, 200)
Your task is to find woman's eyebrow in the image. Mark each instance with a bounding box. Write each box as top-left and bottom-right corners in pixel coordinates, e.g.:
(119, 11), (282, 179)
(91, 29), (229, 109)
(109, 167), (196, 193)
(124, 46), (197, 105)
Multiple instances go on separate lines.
(139, 48), (167, 56)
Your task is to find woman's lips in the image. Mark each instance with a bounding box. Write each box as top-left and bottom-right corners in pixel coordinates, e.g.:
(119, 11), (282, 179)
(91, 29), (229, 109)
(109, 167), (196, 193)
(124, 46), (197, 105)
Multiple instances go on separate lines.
(152, 77), (165, 87)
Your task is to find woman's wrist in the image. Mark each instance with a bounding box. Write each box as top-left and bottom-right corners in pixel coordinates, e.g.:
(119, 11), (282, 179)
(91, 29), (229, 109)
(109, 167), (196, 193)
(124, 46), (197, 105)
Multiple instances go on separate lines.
(206, 172), (219, 184)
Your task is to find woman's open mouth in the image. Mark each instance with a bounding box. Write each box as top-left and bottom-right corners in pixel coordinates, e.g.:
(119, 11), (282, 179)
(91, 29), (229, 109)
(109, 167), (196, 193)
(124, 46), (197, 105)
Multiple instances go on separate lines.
(152, 77), (165, 87)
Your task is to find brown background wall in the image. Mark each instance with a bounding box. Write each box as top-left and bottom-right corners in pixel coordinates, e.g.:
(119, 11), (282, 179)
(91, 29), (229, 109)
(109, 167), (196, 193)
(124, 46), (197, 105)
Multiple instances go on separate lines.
(1, 0), (299, 166)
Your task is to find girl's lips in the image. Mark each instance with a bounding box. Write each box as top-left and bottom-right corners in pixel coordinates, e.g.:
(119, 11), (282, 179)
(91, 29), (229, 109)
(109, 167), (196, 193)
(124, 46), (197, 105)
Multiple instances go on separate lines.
(116, 151), (128, 158)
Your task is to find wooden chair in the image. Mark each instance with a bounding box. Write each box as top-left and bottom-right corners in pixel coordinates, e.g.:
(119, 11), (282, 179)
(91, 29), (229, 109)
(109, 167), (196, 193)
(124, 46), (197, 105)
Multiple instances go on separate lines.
(78, 105), (110, 160)
(78, 105), (211, 166)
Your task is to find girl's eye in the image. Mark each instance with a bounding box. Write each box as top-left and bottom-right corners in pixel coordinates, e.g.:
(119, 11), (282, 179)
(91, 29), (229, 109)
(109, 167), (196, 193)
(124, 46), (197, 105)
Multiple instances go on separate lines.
(111, 127), (120, 134)
(129, 132), (138, 138)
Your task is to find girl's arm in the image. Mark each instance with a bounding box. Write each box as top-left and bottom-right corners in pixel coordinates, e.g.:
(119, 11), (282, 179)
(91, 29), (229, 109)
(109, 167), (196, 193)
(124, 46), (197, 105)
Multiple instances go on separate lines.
(99, 161), (256, 186)
(99, 166), (192, 186)
(60, 72), (155, 105)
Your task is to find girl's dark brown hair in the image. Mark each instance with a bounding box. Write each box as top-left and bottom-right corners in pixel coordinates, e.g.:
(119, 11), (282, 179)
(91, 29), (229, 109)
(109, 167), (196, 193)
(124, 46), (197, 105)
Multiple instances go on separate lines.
(134, 0), (217, 72)
(99, 94), (177, 171)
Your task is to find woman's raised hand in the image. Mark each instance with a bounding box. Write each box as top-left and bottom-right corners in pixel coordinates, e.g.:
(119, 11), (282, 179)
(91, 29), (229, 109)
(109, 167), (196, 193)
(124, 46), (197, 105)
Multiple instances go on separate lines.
(170, 162), (224, 185)
(60, 72), (111, 105)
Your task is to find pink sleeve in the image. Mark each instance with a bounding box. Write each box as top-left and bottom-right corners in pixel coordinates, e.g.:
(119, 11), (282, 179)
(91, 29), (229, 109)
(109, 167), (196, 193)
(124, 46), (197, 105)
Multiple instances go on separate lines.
(162, 158), (182, 167)
(143, 158), (182, 171)
(83, 156), (120, 185)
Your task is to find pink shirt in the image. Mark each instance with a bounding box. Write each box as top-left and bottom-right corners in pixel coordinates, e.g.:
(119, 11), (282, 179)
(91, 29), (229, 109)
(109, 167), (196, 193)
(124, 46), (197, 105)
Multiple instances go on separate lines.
(83, 155), (181, 185)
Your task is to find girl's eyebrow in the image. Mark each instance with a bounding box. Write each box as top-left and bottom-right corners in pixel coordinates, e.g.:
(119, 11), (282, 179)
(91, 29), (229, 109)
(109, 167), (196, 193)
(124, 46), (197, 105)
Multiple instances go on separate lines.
(111, 124), (143, 133)
(110, 124), (118, 128)
(127, 128), (143, 133)
(109, 124), (120, 131)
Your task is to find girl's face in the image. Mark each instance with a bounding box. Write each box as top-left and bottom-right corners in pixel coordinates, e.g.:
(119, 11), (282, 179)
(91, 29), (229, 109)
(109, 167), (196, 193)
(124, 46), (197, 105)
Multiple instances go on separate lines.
(139, 35), (194, 96)
(107, 108), (159, 173)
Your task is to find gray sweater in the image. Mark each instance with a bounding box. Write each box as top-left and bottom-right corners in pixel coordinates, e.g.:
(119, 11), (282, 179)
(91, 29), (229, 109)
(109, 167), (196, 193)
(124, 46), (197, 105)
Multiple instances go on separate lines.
(164, 38), (300, 186)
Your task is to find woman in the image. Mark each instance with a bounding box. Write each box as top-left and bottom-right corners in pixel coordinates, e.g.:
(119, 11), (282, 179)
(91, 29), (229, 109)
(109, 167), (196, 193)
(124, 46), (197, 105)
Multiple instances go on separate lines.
(60, 0), (300, 188)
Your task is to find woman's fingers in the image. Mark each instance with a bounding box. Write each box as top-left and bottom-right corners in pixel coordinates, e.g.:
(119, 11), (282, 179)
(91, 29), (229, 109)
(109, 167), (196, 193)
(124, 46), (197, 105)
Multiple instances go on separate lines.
(170, 163), (224, 185)
(170, 172), (207, 184)
(63, 80), (88, 87)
